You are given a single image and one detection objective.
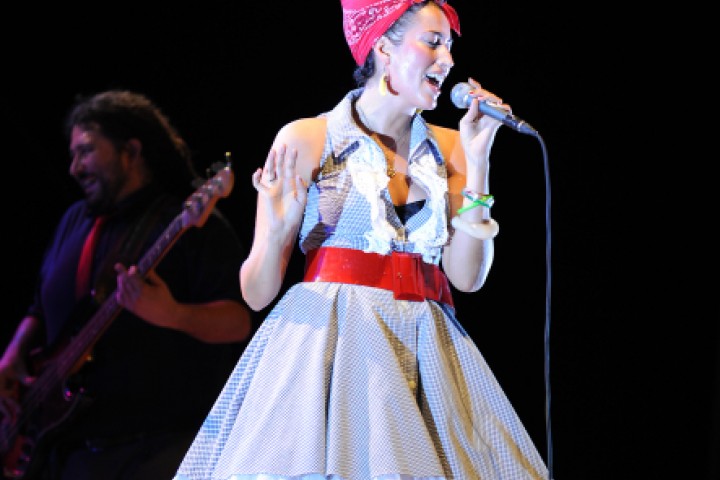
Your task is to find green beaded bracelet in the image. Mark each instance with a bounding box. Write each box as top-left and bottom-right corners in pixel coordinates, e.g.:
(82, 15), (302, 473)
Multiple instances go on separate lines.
(458, 188), (494, 214)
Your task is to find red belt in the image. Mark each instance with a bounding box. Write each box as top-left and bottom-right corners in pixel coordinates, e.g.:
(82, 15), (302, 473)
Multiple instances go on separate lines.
(304, 247), (454, 309)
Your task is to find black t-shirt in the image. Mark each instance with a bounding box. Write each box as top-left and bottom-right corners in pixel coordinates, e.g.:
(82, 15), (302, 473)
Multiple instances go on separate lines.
(28, 186), (247, 440)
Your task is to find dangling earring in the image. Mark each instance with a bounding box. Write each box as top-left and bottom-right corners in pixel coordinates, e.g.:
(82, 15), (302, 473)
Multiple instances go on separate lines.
(379, 72), (389, 96)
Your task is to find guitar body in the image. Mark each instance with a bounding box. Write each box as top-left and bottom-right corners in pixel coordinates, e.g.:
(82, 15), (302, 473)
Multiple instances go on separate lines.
(1, 358), (92, 479)
(0, 160), (234, 480)
(1, 297), (102, 479)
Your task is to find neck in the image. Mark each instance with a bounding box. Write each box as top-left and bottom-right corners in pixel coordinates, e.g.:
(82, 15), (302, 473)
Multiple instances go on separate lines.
(354, 99), (414, 179)
(354, 98), (412, 142)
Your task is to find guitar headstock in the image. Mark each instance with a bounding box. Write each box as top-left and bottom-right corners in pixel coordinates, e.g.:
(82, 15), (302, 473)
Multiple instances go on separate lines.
(182, 152), (234, 229)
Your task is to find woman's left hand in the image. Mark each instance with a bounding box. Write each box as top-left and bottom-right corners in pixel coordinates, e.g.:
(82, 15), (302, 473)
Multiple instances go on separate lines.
(458, 77), (510, 167)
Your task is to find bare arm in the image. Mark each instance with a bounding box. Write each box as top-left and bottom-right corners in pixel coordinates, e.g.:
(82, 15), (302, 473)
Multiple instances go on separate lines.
(240, 118), (325, 311)
(439, 79), (506, 292)
(240, 144), (306, 311)
(114, 265), (252, 343)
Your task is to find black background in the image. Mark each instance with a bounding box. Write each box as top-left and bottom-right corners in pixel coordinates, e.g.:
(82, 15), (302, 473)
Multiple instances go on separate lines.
(2, 2), (715, 479)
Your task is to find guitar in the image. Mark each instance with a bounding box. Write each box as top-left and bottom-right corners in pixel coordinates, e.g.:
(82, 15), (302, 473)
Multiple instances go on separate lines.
(0, 157), (234, 479)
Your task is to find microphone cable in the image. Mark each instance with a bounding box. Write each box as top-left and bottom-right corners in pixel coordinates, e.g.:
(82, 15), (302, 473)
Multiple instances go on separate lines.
(450, 83), (554, 477)
(535, 131), (554, 480)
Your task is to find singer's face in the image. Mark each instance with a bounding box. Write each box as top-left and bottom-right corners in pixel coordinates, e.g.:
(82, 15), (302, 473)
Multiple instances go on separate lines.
(389, 4), (454, 110)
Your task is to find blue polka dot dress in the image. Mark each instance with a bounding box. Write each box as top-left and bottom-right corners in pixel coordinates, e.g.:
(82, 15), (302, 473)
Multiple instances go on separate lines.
(173, 89), (548, 480)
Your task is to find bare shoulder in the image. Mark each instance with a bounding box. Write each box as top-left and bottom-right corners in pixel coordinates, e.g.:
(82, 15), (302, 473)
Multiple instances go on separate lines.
(428, 123), (464, 175)
(275, 117), (327, 148)
(273, 117), (328, 180)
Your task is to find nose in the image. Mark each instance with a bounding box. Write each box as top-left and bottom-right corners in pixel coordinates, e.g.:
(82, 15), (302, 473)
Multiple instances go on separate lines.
(438, 46), (454, 71)
(69, 153), (82, 176)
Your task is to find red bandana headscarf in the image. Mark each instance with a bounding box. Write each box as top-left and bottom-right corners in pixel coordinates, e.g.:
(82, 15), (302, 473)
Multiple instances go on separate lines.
(341, 0), (461, 66)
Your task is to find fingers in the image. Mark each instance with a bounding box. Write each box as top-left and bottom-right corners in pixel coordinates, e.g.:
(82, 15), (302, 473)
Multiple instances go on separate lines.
(251, 168), (263, 191)
(270, 144), (296, 184)
(262, 148), (278, 183)
(280, 146), (298, 186)
(257, 146), (283, 189)
(256, 144), (300, 191)
(462, 77), (511, 123)
(466, 77), (502, 104)
(144, 269), (163, 287)
(115, 263), (142, 306)
(114, 263), (139, 279)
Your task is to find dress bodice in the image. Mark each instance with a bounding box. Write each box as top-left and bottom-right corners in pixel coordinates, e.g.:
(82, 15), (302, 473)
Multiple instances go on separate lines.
(299, 89), (451, 265)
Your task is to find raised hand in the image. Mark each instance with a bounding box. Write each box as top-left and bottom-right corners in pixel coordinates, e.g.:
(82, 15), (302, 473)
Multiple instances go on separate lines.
(251, 144), (307, 239)
(458, 77), (510, 167)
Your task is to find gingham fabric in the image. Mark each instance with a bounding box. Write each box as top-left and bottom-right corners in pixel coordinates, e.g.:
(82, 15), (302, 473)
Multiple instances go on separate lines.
(173, 90), (548, 480)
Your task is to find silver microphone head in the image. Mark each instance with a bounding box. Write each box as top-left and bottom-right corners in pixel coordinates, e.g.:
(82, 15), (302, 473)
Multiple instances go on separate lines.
(450, 82), (473, 109)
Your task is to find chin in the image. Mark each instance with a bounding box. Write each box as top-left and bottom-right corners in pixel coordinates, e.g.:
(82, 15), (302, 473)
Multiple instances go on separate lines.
(421, 97), (438, 111)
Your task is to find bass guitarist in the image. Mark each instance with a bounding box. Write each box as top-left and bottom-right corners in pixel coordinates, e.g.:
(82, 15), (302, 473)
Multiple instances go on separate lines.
(0, 90), (252, 480)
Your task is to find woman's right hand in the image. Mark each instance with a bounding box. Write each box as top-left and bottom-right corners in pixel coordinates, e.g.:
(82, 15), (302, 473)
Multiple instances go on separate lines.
(242, 144), (308, 311)
(251, 144), (307, 239)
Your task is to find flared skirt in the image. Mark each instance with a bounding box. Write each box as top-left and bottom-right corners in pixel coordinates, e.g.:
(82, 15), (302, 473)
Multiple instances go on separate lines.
(174, 282), (548, 480)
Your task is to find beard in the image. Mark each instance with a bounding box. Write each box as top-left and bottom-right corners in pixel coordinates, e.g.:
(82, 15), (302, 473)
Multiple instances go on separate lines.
(81, 173), (125, 216)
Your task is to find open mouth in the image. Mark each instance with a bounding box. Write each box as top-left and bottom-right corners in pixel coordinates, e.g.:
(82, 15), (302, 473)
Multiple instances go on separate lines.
(425, 72), (444, 89)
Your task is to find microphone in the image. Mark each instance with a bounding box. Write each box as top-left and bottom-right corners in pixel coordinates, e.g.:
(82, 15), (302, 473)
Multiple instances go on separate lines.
(450, 82), (538, 137)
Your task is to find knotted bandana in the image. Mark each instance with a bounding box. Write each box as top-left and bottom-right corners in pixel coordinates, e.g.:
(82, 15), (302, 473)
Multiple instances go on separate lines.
(341, 0), (461, 66)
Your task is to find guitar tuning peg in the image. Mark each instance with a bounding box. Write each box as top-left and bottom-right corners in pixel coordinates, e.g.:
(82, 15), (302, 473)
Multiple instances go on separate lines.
(208, 153), (232, 175)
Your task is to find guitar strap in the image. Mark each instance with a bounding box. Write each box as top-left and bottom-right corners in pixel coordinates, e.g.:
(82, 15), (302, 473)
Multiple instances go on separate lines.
(90, 193), (178, 305)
